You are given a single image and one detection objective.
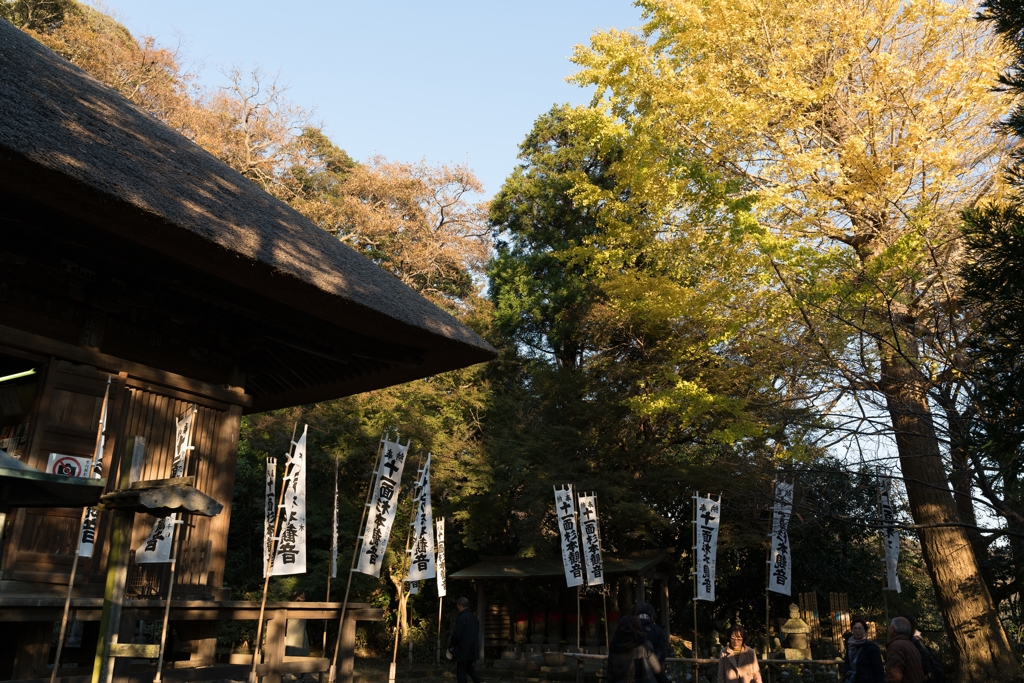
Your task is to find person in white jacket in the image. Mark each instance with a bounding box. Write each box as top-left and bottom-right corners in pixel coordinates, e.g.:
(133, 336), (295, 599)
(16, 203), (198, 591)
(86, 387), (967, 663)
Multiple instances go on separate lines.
(717, 625), (762, 683)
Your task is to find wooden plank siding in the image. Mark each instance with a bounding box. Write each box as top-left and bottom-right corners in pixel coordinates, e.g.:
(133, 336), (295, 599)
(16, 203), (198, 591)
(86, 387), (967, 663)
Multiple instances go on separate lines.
(0, 359), (243, 598)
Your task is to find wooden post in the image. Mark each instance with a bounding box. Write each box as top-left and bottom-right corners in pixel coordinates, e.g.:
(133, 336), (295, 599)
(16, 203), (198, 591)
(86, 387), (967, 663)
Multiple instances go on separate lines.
(337, 610), (358, 683)
(477, 581), (485, 662)
(94, 436), (144, 683)
(266, 609), (288, 683)
(659, 578), (670, 636)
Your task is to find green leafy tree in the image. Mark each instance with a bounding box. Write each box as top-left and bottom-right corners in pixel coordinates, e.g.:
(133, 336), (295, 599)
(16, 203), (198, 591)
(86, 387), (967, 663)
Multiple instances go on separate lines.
(571, 0), (1018, 676)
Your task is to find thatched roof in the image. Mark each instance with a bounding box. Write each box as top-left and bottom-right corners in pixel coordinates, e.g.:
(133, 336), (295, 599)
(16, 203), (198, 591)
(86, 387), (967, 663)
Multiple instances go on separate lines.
(0, 19), (495, 408)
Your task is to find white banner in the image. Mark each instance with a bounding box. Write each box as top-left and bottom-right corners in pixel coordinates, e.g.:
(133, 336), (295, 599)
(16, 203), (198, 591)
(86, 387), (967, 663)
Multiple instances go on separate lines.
(136, 408), (194, 563)
(435, 517), (447, 598)
(695, 494), (721, 601)
(554, 485), (584, 587)
(407, 454), (436, 582)
(78, 379), (110, 559)
(271, 425), (307, 575)
(78, 459), (102, 559)
(878, 474), (902, 593)
(263, 456), (277, 578)
(769, 481), (794, 595)
(577, 493), (604, 586)
(355, 438), (410, 577)
(331, 458), (339, 579)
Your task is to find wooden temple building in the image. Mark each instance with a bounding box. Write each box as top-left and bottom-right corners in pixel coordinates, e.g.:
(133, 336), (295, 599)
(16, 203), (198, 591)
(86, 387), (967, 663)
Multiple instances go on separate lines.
(0, 17), (494, 681)
(449, 549), (676, 660)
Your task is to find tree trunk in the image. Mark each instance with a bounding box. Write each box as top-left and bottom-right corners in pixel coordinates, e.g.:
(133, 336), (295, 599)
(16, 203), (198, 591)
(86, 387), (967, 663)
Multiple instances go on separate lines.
(881, 354), (1023, 682)
(943, 404), (986, 561)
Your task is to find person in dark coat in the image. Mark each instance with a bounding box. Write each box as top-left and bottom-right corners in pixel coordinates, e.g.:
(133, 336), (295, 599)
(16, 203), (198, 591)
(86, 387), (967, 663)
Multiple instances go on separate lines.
(901, 616), (943, 683)
(841, 618), (885, 683)
(607, 615), (670, 683)
(884, 617), (924, 683)
(448, 597), (481, 683)
(634, 602), (669, 664)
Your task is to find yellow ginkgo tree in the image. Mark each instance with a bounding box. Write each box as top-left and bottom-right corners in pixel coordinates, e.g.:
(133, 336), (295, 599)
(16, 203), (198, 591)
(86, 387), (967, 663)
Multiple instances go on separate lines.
(572, 0), (1019, 678)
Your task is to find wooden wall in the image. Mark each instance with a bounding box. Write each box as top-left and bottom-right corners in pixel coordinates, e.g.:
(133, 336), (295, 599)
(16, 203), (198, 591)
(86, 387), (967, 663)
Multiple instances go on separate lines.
(0, 355), (243, 596)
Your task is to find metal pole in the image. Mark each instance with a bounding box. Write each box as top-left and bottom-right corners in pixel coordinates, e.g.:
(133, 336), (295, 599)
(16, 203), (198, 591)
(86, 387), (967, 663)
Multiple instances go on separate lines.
(250, 423), (300, 683)
(328, 434), (391, 683)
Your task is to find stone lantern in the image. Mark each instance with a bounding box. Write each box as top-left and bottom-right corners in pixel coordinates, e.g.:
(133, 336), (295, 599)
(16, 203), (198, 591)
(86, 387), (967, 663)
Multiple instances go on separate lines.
(780, 603), (812, 660)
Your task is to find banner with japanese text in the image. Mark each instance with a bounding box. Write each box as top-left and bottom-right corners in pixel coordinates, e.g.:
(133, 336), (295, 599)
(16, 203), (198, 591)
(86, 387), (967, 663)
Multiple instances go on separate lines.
(694, 494), (721, 601)
(331, 458), (339, 579)
(554, 485), (584, 587)
(878, 474), (902, 593)
(263, 456), (276, 577)
(407, 454), (436, 582)
(136, 408), (194, 563)
(577, 493), (604, 586)
(355, 438), (410, 577)
(271, 425), (307, 575)
(768, 481), (794, 595)
(435, 517), (447, 597)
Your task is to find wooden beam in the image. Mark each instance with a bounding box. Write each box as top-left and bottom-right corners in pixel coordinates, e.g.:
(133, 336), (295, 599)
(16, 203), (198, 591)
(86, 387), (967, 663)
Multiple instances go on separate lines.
(0, 323), (251, 408)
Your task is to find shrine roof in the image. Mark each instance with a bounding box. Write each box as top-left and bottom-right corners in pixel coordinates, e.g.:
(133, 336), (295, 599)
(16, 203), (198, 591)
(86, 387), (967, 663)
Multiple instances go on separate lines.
(0, 20), (495, 410)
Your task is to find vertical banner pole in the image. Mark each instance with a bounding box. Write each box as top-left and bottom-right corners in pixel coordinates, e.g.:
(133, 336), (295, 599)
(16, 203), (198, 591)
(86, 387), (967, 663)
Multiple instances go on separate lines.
(692, 492), (698, 683)
(329, 435), (389, 683)
(601, 584), (609, 650)
(878, 470), (889, 623)
(391, 451), (424, 682)
(250, 423), (299, 683)
(435, 516), (447, 668)
(576, 584), (581, 651)
(436, 597), (444, 667)
(764, 480), (777, 683)
(155, 406), (197, 683)
(325, 455), (339, 655)
(55, 378), (110, 683)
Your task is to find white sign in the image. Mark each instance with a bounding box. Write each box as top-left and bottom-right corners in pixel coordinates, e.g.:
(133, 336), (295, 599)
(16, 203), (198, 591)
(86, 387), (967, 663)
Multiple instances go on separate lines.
(769, 481), (794, 595)
(407, 454), (436, 582)
(695, 494), (721, 601)
(355, 438), (410, 577)
(47, 453), (92, 478)
(878, 474), (902, 593)
(271, 425), (307, 575)
(136, 409), (194, 563)
(435, 517), (447, 598)
(263, 456), (277, 577)
(577, 493), (604, 586)
(554, 485), (584, 587)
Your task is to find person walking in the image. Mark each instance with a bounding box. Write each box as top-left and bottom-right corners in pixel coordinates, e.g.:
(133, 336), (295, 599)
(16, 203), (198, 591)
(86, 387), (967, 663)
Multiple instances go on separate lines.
(840, 619), (884, 683)
(607, 615), (670, 683)
(449, 597), (482, 683)
(634, 603), (669, 664)
(717, 625), (761, 683)
(884, 617), (924, 683)
(900, 616), (943, 683)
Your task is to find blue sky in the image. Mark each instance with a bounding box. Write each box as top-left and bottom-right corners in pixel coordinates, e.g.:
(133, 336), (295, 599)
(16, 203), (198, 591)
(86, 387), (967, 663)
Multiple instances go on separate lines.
(97, 0), (645, 198)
